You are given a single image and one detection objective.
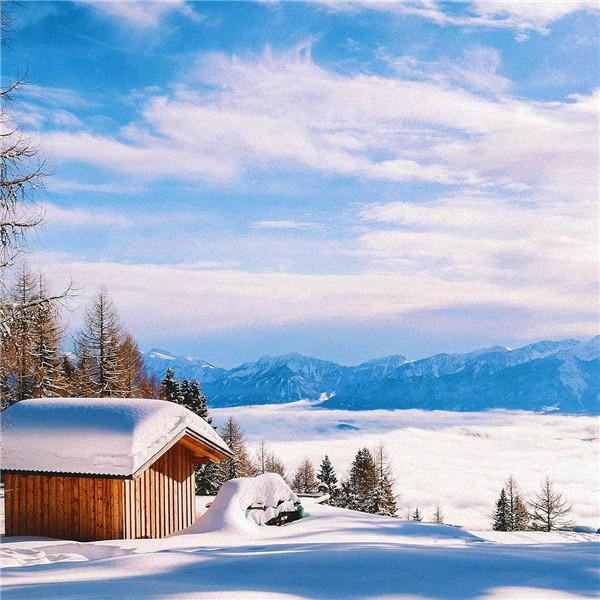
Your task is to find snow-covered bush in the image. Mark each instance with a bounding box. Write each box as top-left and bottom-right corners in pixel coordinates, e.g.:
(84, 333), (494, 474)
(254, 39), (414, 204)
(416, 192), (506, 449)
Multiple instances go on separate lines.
(197, 473), (303, 532)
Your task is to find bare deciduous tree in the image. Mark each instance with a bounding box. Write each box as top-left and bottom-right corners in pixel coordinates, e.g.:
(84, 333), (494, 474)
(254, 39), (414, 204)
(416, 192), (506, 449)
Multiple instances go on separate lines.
(530, 476), (573, 532)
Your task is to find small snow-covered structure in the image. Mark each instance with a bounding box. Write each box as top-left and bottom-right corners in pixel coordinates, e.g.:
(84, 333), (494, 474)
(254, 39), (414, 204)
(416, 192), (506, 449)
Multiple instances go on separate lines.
(197, 473), (302, 533)
(1, 398), (232, 541)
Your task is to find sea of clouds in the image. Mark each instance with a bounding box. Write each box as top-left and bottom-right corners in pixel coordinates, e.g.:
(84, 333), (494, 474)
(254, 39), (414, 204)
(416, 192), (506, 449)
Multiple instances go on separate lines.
(212, 404), (599, 530)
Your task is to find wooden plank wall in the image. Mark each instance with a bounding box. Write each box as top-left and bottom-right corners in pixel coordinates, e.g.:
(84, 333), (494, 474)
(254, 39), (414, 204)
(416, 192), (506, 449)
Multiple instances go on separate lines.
(3, 441), (197, 541)
(122, 442), (195, 539)
(3, 473), (123, 541)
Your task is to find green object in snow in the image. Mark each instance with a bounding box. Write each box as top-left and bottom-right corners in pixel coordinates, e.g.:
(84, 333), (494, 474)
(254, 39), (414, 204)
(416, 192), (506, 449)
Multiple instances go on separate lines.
(295, 503), (304, 518)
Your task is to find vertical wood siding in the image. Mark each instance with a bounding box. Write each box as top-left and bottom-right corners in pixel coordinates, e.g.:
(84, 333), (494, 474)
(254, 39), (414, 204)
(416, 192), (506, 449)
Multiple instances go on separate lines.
(121, 443), (195, 539)
(3, 441), (198, 541)
(3, 472), (123, 541)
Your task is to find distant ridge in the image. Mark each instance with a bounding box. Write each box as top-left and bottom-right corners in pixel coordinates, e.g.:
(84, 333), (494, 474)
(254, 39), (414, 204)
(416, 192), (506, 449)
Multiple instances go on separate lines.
(143, 336), (600, 414)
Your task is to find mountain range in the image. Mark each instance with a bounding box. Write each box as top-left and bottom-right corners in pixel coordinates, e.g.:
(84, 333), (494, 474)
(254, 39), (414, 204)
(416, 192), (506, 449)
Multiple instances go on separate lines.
(142, 337), (600, 414)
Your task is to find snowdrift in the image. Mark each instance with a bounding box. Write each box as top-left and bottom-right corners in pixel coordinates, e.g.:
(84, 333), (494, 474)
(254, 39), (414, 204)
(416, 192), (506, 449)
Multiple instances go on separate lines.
(193, 473), (301, 533)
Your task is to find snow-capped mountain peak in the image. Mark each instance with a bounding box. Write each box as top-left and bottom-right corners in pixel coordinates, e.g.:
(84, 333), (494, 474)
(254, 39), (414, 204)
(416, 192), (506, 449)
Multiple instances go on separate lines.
(143, 337), (599, 414)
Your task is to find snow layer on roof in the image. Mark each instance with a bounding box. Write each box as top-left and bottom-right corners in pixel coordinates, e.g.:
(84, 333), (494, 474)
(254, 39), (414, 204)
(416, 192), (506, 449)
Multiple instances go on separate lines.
(196, 473), (299, 533)
(1, 398), (230, 477)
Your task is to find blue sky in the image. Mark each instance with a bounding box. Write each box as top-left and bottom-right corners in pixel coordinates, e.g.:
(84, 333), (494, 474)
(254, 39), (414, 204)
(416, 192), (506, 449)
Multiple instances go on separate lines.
(5, 0), (599, 366)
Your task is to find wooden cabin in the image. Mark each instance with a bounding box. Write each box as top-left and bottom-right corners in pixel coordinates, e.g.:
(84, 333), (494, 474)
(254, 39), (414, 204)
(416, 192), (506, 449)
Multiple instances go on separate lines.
(1, 397), (232, 541)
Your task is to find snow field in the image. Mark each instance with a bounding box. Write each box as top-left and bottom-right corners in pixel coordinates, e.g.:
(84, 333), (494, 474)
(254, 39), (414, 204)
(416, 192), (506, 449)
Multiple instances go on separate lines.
(1, 498), (598, 599)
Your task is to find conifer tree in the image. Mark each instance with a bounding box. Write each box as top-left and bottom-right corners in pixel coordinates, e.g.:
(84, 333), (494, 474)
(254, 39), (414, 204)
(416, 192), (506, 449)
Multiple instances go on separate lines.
(348, 447), (378, 513)
(184, 379), (209, 417)
(118, 333), (145, 398)
(180, 378), (191, 405)
(411, 507), (422, 522)
(492, 488), (510, 531)
(338, 480), (359, 511)
(530, 477), (573, 532)
(75, 288), (124, 397)
(372, 471), (398, 517)
(291, 458), (318, 494)
(161, 367), (183, 404)
(372, 443), (397, 517)
(190, 378), (220, 496)
(216, 416), (257, 484)
(505, 475), (529, 531)
(317, 455), (339, 504)
(433, 505), (444, 524)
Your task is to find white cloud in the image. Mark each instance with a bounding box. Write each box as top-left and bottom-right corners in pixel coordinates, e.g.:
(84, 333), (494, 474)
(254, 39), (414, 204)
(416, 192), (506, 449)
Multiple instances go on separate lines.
(252, 220), (324, 231)
(30, 249), (598, 342)
(357, 192), (597, 296)
(385, 46), (511, 95)
(36, 45), (598, 200)
(39, 203), (129, 228)
(81, 0), (201, 29)
(321, 1), (598, 39)
(46, 179), (140, 194)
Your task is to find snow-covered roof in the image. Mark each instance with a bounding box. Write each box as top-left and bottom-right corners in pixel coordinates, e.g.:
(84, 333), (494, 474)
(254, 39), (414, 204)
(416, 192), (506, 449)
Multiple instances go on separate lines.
(1, 398), (231, 477)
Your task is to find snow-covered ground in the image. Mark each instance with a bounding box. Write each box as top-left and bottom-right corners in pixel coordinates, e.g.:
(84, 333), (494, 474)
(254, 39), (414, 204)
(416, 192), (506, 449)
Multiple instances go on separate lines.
(2, 496), (598, 599)
(211, 404), (600, 529)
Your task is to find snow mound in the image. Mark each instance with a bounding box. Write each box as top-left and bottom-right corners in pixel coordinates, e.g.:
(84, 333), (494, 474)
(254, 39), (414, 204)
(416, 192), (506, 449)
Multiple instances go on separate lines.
(193, 473), (300, 533)
(0, 547), (87, 568)
(0, 543), (133, 568)
(1, 398), (230, 477)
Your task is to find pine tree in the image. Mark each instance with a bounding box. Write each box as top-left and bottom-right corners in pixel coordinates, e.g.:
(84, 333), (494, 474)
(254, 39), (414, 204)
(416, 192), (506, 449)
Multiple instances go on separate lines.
(433, 505), (444, 524)
(338, 480), (359, 511)
(118, 333), (145, 398)
(348, 447), (378, 513)
(411, 507), (422, 522)
(492, 488), (510, 531)
(372, 443), (397, 517)
(180, 378), (191, 405)
(291, 458), (318, 494)
(216, 417), (257, 484)
(75, 288), (124, 397)
(317, 455), (339, 504)
(505, 476), (529, 531)
(161, 368), (183, 404)
(191, 379), (220, 496)
(371, 471), (397, 517)
(530, 477), (573, 532)
(184, 379), (209, 417)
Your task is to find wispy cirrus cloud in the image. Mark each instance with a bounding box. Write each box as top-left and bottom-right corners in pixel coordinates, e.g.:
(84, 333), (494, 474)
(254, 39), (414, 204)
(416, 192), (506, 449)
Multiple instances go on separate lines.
(319, 1), (599, 40)
(35, 43), (597, 198)
(252, 220), (324, 231)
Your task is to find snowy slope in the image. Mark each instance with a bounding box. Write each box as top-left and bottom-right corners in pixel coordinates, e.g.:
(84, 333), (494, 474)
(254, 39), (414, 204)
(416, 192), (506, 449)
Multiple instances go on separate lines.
(1, 498), (598, 599)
